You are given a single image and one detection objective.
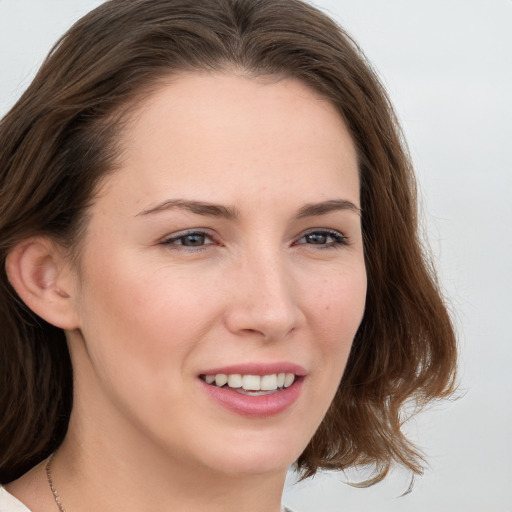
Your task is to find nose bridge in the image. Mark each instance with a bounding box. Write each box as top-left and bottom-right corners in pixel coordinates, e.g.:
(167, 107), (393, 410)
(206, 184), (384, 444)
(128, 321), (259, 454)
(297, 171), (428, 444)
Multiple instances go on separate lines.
(225, 244), (302, 339)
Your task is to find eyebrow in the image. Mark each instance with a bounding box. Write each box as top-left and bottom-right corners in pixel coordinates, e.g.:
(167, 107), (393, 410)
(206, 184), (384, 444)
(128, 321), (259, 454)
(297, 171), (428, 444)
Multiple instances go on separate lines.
(296, 199), (361, 218)
(136, 199), (239, 219)
(136, 198), (361, 219)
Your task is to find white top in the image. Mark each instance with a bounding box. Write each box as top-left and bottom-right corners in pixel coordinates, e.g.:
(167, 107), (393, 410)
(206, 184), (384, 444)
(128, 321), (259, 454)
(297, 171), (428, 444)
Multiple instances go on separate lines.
(0, 486), (294, 512)
(0, 487), (30, 512)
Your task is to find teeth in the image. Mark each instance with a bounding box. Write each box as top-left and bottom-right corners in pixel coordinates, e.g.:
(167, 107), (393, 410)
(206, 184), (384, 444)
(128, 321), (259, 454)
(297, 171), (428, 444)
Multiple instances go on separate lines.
(242, 375), (261, 391)
(260, 374), (277, 391)
(204, 372), (296, 391)
(284, 373), (295, 388)
(215, 374), (228, 387)
(227, 374), (242, 388)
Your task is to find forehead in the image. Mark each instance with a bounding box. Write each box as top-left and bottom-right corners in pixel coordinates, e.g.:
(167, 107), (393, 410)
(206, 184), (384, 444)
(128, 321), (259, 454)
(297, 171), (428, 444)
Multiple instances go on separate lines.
(103, 72), (359, 210)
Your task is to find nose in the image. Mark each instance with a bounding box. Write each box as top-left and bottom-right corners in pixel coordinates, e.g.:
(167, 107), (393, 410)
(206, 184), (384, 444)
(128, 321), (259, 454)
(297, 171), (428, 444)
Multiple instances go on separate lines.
(223, 251), (305, 341)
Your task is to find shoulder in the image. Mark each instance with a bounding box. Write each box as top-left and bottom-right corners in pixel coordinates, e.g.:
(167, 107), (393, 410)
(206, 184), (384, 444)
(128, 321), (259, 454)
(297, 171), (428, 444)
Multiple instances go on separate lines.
(0, 487), (32, 512)
(2, 486), (295, 512)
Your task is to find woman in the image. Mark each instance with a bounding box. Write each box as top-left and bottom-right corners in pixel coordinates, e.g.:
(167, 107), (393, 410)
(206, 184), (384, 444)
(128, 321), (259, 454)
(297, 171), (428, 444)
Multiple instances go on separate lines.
(0, 0), (457, 511)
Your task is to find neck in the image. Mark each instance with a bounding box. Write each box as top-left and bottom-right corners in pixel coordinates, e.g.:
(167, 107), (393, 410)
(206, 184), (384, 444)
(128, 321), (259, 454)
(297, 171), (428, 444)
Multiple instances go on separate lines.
(51, 412), (286, 512)
(49, 334), (291, 512)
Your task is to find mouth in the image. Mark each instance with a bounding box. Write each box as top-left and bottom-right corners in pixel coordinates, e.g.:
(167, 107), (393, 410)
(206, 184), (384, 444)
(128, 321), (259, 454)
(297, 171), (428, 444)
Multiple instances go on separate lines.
(200, 372), (298, 396)
(198, 366), (305, 418)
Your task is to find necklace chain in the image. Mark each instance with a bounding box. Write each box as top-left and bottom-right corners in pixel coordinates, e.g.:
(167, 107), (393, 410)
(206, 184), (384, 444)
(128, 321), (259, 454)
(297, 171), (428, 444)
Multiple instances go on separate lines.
(44, 452), (291, 512)
(45, 454), (67, 512)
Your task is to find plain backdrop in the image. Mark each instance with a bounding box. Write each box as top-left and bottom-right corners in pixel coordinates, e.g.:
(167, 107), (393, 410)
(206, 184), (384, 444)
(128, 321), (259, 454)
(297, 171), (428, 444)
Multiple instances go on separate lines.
(1, 1), (511, 511)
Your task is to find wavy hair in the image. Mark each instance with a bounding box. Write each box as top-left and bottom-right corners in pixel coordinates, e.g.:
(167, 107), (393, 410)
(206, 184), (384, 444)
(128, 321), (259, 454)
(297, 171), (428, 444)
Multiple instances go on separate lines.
(0, 0), (456, 484)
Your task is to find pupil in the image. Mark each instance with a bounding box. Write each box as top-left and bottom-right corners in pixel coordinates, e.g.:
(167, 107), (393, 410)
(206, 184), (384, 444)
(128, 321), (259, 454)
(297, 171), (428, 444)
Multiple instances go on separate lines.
(307, 233), (327, 244)
(183, 234), (205, 246)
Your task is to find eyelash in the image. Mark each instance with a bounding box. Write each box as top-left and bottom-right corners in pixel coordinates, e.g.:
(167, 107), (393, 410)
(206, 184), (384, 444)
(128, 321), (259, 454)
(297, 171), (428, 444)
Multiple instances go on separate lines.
(161, 228), (348, 251)
(294, 229), (348, 249)
(161, 230), (217, 250)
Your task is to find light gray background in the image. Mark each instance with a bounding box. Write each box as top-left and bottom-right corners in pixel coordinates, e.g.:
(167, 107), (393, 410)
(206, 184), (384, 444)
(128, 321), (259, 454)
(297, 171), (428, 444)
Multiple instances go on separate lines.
(1, 1), (510, 511)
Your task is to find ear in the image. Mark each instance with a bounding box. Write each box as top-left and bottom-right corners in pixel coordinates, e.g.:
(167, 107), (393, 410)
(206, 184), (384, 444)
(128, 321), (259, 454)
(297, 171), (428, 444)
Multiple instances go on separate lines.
(5, 237), (80, 330)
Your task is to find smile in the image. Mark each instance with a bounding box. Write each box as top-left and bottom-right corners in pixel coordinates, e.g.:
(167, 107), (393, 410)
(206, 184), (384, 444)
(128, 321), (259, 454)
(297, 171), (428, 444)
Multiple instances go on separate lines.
(201, 373), (296, 394)
(198, 366), (305, 418)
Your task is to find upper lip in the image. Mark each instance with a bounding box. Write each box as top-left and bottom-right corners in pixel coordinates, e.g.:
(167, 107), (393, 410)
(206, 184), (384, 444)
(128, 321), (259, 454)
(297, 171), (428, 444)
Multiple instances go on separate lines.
(199, 362), (307, 376)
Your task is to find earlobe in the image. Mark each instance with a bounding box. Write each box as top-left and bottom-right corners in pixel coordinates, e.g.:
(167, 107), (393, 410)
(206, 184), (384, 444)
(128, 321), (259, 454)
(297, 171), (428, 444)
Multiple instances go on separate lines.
(5, 238), (79, 330)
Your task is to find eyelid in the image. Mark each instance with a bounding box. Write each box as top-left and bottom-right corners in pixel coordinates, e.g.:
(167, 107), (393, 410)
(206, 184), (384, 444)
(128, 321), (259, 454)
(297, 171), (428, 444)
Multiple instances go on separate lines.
(161, 228), (218, 249)
(159, 227), (348, 251)
(294, 228), (348, 247)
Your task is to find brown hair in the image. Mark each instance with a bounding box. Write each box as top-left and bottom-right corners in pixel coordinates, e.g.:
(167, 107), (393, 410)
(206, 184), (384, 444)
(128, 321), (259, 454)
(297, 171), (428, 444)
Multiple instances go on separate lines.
(0, 0), (456, 484)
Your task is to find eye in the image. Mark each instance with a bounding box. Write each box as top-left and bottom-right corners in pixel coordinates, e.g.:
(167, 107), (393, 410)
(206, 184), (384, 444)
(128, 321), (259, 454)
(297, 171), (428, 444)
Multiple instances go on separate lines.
(295, 229), (347, 248)
(162, 230), (215, 249)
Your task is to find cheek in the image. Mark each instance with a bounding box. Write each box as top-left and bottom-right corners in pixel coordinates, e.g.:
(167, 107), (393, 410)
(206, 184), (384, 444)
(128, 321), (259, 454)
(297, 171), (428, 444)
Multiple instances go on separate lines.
(287, 264), (366, 441)
(304, 264), (367, 371)
(75, 254), (221, 366)
(307, 263), (366, 333)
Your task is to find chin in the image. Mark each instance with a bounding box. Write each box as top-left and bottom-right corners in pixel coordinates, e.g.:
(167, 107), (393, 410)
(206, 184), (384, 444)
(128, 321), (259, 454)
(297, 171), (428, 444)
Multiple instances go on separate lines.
(206, 452), (295, 477)
(192, 427), (310, 477)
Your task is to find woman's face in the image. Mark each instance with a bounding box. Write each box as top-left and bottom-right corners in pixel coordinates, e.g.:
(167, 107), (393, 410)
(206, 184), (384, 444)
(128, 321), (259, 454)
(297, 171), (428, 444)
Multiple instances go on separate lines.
(66, 73), (367, 477)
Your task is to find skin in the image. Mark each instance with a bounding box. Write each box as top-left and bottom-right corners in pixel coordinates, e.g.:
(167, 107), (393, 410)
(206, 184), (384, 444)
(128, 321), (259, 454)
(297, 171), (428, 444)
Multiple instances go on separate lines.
(6, 73), (366, 512)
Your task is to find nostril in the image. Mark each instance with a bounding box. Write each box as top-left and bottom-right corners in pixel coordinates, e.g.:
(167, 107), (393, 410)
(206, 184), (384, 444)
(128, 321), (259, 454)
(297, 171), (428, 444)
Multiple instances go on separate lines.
(222, 274), (305, 340)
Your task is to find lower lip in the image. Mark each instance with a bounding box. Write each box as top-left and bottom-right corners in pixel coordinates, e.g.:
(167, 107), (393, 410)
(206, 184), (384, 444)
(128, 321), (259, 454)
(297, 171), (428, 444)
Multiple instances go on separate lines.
(199, 378), (304, 418)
